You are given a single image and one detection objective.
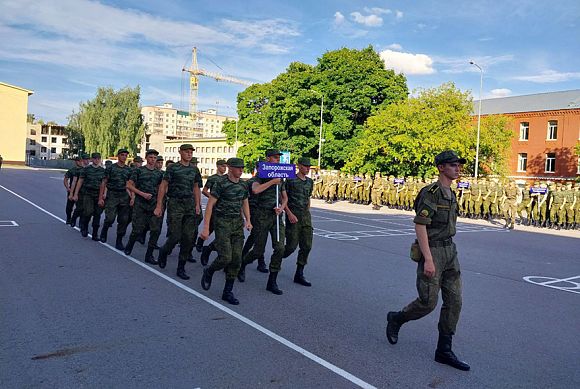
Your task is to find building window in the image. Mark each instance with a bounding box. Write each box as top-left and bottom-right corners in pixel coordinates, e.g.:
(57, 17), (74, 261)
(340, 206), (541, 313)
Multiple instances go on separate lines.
(517, 153), (527, 172)
(519, 122), (529, 140)
(545, 153), (556, 173)
(41, 136), (47, 142)
(217, 147), (222, 153)
(30, 150), (36, 156)
(41, 147), (47, 152)
(547, 120), (557, 140)
(51, 137), (56, 143)
(30, 129), (36, 135)
(62, 138), (67, 144)
(212, 147), (216, 153)
(51, 147), (57, 153)
(29, 139), (36, 146)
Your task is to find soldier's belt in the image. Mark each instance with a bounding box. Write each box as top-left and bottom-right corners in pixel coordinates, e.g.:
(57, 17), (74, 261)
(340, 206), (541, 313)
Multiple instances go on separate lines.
(429, 238), (453, 247)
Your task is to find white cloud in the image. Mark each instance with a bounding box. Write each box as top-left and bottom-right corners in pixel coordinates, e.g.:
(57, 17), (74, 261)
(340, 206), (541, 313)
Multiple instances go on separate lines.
(386, 43), (403, 51)
(334, 11), (345, 25)
(364, 7), (392, 15)
(350, 12), (383, 27)
(488, 88), (512, 98)
(396, 10), (404, 19)
(379, 49), (435, 75)
(436, 55), (514, 74)
(513, 70), (580, 83)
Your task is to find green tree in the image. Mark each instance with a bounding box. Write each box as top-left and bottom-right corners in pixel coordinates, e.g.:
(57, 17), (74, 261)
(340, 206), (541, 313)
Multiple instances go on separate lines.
(345, 83), (513, 177)
(65, 110), (85, 157)
(222, 46), (408, 170)
(69, 86), (145, 157)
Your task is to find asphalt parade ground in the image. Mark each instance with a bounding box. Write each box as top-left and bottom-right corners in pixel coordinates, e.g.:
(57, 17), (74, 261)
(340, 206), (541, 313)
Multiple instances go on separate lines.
(1, 168), (579, 389)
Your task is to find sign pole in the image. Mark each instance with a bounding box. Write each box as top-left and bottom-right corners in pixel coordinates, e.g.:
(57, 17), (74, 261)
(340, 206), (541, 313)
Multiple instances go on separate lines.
(276, 184), (280, 242)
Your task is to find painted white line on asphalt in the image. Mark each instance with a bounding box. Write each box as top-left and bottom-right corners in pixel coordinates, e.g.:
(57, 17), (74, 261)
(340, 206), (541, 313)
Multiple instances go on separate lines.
(0, 184), (377, 389)
(0, 220), (19, 227)
(523, 275), (580, 295)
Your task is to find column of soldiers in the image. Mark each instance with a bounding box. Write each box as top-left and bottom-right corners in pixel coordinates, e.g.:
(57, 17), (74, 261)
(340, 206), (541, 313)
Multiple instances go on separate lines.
(311, 171), (580, 230)
(64, 146), (316, 306)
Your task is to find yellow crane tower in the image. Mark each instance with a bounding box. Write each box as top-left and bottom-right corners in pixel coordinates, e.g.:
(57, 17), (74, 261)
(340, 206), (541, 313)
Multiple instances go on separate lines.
(182, 47), (253, 119)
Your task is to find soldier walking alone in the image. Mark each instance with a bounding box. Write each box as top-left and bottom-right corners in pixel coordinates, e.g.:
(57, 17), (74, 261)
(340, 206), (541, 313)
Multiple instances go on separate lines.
(386, 150), (470, 371)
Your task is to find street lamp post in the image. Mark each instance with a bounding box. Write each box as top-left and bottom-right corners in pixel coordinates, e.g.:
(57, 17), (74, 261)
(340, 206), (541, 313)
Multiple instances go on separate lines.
(310, 90), (324, 168)
(470, 61), (483, 178)
(234, 119), (238, 156)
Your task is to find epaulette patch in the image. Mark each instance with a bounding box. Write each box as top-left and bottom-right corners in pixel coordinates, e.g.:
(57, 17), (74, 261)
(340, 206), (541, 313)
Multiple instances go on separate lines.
(428, 184), (439, 194)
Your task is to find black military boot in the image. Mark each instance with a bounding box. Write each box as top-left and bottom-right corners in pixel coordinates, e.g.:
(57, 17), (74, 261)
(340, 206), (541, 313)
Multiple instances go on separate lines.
(386, 311), (404, 344)
(266, 272), (283, 295)
(221, 279), (239, 305)
(80, 220), (89, 237)
(115, 235), (125, 250)
(256, 256), (269, 273)
(195, 236), (204, 252)
(201, 267), (214, 290)
(176, 260), (189, 280)
(91, 227), (100, 241)
(157, 247), (168, 269)
(124, 237), (136, 255)
(237, 263), (247, 282)
(434, 333), (470, 371)
(66, 216), (72, 225)
(137, 233), (146, 245)
(99, 225), (109, 243)
(293, 265), (311, 287)
(200, 245), (211, 266)
(144, 247), (158, 265)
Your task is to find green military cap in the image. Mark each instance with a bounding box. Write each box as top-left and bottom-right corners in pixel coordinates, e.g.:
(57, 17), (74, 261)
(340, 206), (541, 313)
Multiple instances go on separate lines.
(73, 156), (82, 161)
(227, 157), (244, 168)
(266, 149), (283, 157)
(297, 156), (312, 166)
(156, 155), (164, 161)
(180, 143), (194, 151)
(91, 152), (101, 159)
(133, 156), (143, 163)
(145, 149), (159, 156)
(81, 153), (90, 159)
(216, 159), (227, 166)
(192, 157), (198, 163)
(117, 148), (129, 155)
(434, 150), (466, 166)
(105, 160), (112, 166)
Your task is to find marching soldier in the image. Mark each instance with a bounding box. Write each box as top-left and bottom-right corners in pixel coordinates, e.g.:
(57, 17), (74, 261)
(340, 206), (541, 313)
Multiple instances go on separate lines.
(124, 149), (164, 264)
(200, 158), (252, 305)
(68, 153), (90, 227)
(155, 155), (164, 170)
(241, 161), (268, 273)
(99, 148), (132, 249)
(154, 144), (202, 280)
(238, 149), (288, 295)
(564, 182), (576, 229)
(371, 172), (383, 210)
(72, 152), (106, 239)
(64, 156), (83, 224)
(386, 150), (470, 371)
(517, 183), (532, 225)
(283, 157), (314, 287)
(502, 180), (518, 229)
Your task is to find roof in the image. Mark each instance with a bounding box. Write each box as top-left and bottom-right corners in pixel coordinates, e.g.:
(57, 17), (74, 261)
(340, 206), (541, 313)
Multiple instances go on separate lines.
(473, 89), (580, 115)
(0, 81), (34, 95)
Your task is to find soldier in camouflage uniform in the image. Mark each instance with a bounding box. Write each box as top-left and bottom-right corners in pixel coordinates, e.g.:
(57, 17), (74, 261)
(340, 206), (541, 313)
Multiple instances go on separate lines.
(155, 155), (164, 170)
(563, 182), (576, 229)
(371, 172), (383, 210)
(516, 183), (532, 225)
(502, 180), (518, 229)
(124, 149), (164, 264)
(326, 172), (338, 203)
(68, 154), (90, 227)
(239, 149), (288, 295)
(197, 159), (227, 260)
(537, 182), (549, 227)
(337, 172), (347, 200)
(283, 157), (314, 287)
(312, 172), (322, 199)
(64, 156), (84, 225)
(99, 148), (132, 249)
(386, 150), (470, 372)
(201, 158), (252, 305)
(72, 153), (106, 239)
(345, 174), (353, 201)
(154, 144), (202, 280)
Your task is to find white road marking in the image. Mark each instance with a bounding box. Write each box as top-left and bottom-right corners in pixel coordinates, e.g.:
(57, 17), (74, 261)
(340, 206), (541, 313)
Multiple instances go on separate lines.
(49, 176), (62, 180)
(0, 220), (19, 227)
(523, 275), (580, 295)
(0, 184), (376, 389)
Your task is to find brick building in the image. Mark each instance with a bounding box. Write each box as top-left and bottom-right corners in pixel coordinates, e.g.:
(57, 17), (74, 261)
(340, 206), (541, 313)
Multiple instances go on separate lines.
(476, 89), (580, 181)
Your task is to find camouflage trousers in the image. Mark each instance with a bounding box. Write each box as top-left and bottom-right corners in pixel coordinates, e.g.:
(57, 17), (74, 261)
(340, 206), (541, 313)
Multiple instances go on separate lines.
(504, 200), (517, 224)
(371, 189), (382, 206)
(242, 207), (286, 273)
(159, 197), (199, 262)
(400, 242), (462, 335)
(283, 210), (313, 266)
(65, 192), (75, 220)
(80, 189), (103, 229)
(129, 197), (162, 249)
(103, 190), (131, 237)
(209, 216), (245, 280)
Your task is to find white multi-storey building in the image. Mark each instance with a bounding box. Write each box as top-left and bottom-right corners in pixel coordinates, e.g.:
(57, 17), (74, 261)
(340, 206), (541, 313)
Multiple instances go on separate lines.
(26, 123), (68, 160)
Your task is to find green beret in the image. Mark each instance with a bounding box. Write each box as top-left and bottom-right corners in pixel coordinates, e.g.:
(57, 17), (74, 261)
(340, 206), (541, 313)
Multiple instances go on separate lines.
(73, 156), (82, 161)
(145, 149), (159, 156)
(156, 155), (164, 161)
(297, 157), (312, 166)
(434, 150), (466, 166)
(91, 152), (101, 159)
(227, 157), (244, 168)
(180, 144), (194, 151)
(266, 149), (282, 157)
(81, 153), (90, 159)
(133, 156), (143, 163)
(117, 148), (129, 155)
(216, 159), (227, 166)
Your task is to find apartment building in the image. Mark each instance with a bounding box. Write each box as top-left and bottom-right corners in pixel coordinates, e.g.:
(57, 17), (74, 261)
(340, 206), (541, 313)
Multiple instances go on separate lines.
(0, 82), (34, 164)
(26, 123), (68, 161)
(163, 137), (237, 176)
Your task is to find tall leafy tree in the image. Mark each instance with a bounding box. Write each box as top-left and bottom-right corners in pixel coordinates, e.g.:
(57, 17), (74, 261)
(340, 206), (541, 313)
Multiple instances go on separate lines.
(68, 86), (145, 157)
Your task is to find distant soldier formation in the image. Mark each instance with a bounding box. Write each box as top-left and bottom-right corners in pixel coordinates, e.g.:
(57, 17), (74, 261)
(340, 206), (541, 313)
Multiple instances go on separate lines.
(312, 171), (580, 230)
(63, 147), (315, 306)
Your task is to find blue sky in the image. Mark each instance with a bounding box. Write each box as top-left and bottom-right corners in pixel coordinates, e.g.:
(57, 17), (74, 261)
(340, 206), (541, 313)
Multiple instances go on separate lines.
(1, 0), (579, 124)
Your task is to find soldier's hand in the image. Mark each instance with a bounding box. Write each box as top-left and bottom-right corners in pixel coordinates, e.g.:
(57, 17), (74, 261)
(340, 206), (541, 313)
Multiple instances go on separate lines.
(274, 206), (283, 215)
(245, 222), (253, 231)
(200, 229), (209, 240)
(98, 198), (105, 208)
(129, 197), (135, 207)
(270, 178), (282, 185)
(288, 213), (298, 224)
(154, 207), (162, 218)
(71, 194), (77, 201)
(142, 192), (153, 200)
(195, 204), (201, 215)
(423, 259), (436, 278)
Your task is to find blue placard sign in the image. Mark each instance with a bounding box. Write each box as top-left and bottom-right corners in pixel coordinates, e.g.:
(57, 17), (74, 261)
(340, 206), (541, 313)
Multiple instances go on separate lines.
(530, 187), (548, 194)
(394, 178), (405, 184)
(257, 162), (296, 179)
(458, 182), (470, 189)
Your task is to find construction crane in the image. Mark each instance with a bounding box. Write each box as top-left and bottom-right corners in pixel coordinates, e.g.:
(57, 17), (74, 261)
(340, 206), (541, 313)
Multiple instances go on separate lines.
(182, 47), (253, 119)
